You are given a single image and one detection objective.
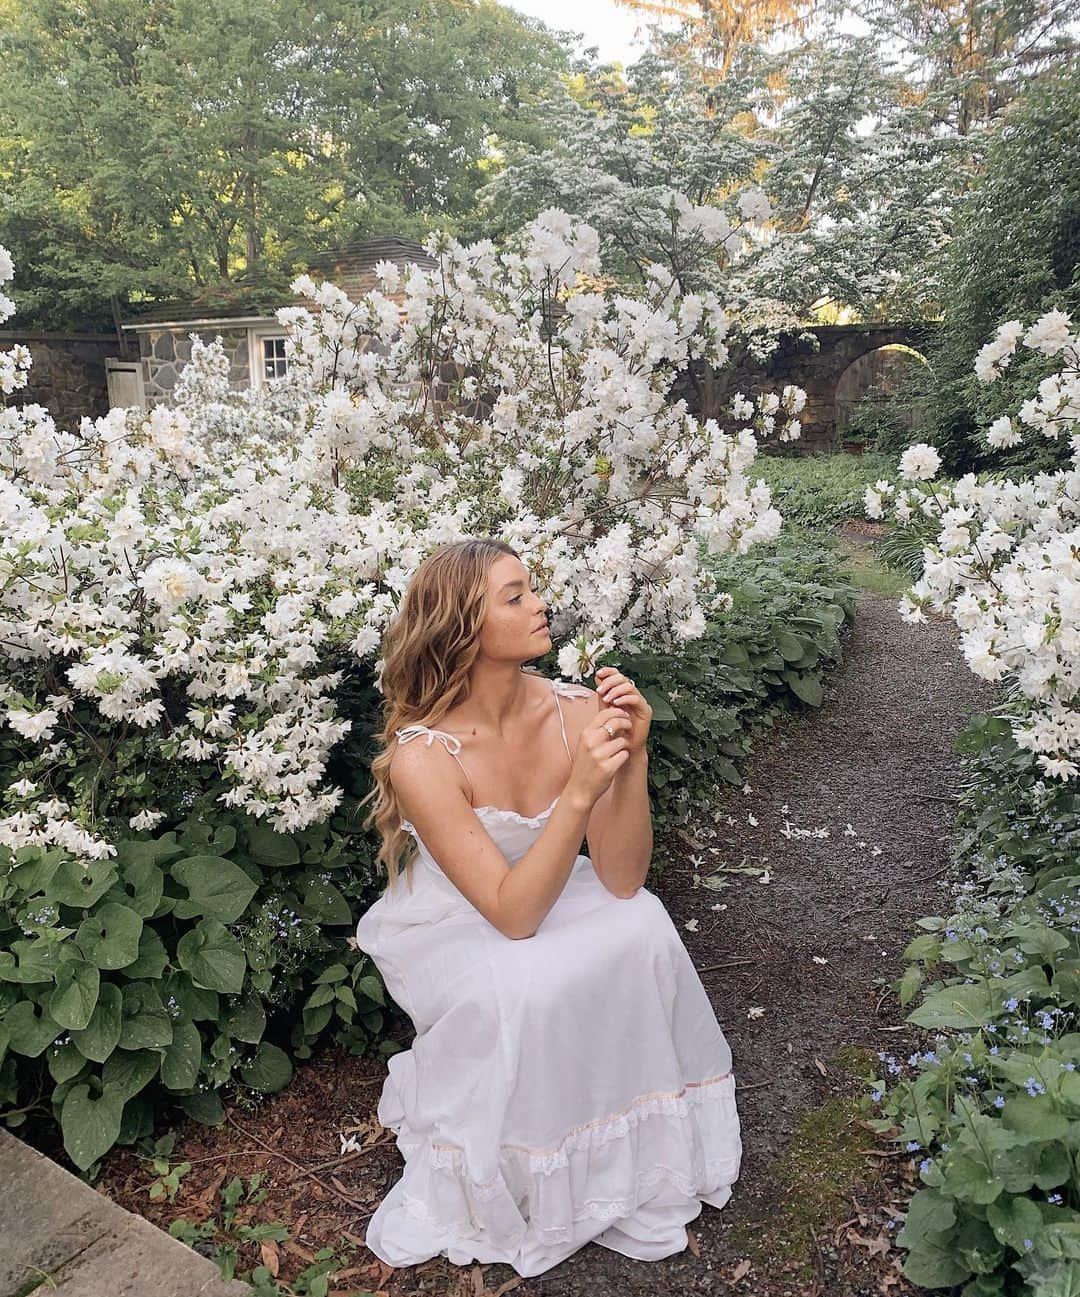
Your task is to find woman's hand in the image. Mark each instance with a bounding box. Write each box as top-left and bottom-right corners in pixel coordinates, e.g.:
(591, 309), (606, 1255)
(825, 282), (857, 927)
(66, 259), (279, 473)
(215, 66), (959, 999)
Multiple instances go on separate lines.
(567, 708), (633, 807)
(594, 667), (652, 755)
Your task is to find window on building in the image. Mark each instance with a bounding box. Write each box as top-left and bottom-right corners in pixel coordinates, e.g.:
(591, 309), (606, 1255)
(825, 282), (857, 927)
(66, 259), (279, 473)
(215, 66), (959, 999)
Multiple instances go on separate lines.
(262, 335), (289, 380)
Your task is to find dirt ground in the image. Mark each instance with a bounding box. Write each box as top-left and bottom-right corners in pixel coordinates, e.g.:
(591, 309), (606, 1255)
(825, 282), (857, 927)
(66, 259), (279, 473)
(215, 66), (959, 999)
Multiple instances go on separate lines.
(99, 529), (998, 1297)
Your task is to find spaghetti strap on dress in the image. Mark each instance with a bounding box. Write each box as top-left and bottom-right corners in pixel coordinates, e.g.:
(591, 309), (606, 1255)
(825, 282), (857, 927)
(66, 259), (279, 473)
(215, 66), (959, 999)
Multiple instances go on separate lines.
(352, 674), (742, 1276)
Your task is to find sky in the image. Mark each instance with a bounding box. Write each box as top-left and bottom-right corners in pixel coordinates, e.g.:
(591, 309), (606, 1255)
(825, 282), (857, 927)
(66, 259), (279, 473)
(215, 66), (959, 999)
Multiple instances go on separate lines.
(503, 0), (875, 65)
(502, 0), (656, 66)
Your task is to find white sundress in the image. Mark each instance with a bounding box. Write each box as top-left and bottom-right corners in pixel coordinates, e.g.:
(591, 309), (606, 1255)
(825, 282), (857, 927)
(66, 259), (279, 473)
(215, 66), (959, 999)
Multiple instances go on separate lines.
(352, 676), (742, 1277)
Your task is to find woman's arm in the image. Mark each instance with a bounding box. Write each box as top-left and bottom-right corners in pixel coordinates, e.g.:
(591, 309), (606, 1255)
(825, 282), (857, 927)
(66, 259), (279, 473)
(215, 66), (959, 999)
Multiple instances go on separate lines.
(584, 748), (652, 897)
(554, 685), (653, 898)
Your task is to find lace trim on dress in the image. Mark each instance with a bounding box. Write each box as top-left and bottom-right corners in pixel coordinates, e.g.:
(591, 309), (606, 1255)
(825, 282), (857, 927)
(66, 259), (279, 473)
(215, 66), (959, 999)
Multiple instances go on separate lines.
(400, 1158), (736, 1234)
(427, 1070), (733, 1178)
(471, 796), (560, 827)
(392, 1071), (739, 1235)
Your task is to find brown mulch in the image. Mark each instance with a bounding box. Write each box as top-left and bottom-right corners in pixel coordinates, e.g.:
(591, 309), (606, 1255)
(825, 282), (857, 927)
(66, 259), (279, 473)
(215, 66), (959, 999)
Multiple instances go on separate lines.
(838, 519), (889, 539)
(97, 531), (997, 1297)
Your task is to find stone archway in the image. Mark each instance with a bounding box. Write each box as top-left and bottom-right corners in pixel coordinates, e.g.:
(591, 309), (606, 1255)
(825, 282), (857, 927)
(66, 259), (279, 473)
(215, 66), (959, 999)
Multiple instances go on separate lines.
(673, 321), (941, 451)
(834, 343), (931, 443)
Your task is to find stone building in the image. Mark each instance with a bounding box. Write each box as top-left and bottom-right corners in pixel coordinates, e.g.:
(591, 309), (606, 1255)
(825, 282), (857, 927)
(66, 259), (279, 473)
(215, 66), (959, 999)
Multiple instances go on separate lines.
(0, 331), (118, 424)
(113, 235), (439, 410)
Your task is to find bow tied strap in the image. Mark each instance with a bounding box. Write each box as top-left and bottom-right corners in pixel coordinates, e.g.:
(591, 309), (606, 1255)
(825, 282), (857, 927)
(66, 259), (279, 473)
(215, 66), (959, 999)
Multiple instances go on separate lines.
(394, 724), (463, 755)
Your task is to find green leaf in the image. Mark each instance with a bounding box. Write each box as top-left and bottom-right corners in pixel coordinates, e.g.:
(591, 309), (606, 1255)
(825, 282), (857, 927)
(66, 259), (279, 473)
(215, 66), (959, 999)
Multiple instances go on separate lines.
(298, 876), (352, 926)
(239, 1043), (293, 1094)
(160, 1018), (202, 1091)
(785, 671), (823, 707)
(103, 1048), (160, 1100)
(121, 928), (169, 980)
(898, 964), (924, 1007)
(176, 821), (237, 857)
(162, 972), (219, 1022)
(245, 823), (300, 867)
(895, 1189), (970, 1288)
(0, 940), (58, 984)
(61, 1084), (123, 1170)
(3, 1000), (62, 1057)
(1003, 1093), (1070, 1141)
(47, 1039), (89, 1085)
(776, 631), (806, 661)
(356, 975), (385, 1007)
(223, 996), (265, 1045)
(303, 1003), (333, 1037)
(171, 856), (258, 924)
(943, 1151), (1004, 1205)
(119, 983), (173, 1050)
(305, 984), (335, 1010)
(118, 1092), (155, 1145)
(718, 642), (749, 666)
(987, 1195), (1044, 1253)
(110, 859), (164, 918)
(657, 729), (689, 758)
(76, 903), (143, 970)
(71, 982), (123, 1063)
(178, 1090), (225, 1126)
(7, 847), (64, 896)
(906, 983), (994, 1030)
(49, 859), (118, 908)
(176, 920), (246, 994)
(113, 835), (185, 868)
(639, 687), (676, 723)
(49, 960), (101, 1031)
(1041, 1223), (1080, 1263)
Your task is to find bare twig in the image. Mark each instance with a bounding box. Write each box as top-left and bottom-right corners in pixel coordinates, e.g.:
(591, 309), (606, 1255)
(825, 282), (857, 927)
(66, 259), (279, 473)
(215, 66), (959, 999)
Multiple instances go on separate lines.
(225, 1115), (367, 1210)
(696, 958), (759, 974)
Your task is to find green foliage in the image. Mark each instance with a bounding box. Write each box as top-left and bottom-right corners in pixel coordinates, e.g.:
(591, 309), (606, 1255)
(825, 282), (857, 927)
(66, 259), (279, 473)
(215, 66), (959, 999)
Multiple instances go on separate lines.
(751, 451), (900, 527)
(165, 1170), (361, 1295)
(862, 712), (1080, 1295)
(0, 0), (567, 329)
(0, 804), (393, 1172)
(918, 61), (1080, 476)
(875, 513), (940, 580)
(844, 363), (934, 457)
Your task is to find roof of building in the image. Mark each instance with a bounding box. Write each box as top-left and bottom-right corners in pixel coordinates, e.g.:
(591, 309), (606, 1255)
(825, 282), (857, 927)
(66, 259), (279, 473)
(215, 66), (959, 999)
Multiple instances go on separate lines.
(120, 235), (440, 329)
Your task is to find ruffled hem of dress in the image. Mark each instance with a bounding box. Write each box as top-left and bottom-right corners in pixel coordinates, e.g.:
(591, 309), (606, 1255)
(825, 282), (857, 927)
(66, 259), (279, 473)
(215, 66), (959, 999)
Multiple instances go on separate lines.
(364, 1070), (742, 1272)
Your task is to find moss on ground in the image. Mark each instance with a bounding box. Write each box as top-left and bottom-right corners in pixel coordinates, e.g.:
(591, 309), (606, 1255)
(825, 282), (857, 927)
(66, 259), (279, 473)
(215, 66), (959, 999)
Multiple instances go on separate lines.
(725, 1044), (881, 1283)
(835, 536), (912, 598)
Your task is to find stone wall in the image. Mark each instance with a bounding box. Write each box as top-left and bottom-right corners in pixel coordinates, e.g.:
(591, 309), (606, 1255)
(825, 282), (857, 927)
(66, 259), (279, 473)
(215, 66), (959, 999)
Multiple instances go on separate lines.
(0, 331), (119, 426)
(137, 326), (252, 405)
(674, 322), (940, 454)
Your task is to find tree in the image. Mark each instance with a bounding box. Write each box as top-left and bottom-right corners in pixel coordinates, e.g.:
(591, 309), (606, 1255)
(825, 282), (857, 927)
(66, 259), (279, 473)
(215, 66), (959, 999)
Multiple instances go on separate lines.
(855, 0), (1080, 134)
(0, 0), (566, 329)
(612, 0), (815, 79)
(477, 40), (968, 348)
(914, 61), (1080, 475)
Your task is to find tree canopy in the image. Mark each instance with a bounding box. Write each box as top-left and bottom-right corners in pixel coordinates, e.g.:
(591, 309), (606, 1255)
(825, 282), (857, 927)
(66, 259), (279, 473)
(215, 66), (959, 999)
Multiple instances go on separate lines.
(0, 0), (566, 329)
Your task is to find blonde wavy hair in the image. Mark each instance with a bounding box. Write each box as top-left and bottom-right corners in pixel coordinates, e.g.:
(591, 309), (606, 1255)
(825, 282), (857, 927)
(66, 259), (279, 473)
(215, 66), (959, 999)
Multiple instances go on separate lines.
(361, 537), (543, 893)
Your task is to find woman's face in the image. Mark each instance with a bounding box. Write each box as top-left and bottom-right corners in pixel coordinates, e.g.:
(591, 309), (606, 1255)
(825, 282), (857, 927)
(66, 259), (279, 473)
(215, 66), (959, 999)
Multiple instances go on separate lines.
(478, 554), (551, 664)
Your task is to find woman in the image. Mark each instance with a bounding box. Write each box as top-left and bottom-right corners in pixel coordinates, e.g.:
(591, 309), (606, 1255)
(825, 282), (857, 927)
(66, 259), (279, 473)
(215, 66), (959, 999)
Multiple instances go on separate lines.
(354, 537), (742, 1276)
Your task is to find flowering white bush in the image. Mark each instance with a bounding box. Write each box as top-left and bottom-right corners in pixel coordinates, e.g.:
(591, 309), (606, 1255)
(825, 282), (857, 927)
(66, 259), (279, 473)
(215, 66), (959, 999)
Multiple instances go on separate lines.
(0, 207), (803, 861)
(865, 309), (1080, 778)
